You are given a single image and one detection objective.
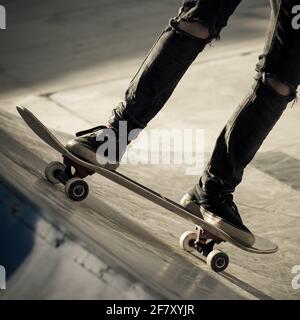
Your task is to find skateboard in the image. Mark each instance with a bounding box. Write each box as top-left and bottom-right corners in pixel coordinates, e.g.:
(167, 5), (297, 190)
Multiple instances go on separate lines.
(16, 106), (278, 273)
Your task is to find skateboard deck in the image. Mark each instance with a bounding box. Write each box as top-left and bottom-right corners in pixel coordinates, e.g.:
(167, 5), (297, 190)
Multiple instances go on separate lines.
(16, 106), (278, 271)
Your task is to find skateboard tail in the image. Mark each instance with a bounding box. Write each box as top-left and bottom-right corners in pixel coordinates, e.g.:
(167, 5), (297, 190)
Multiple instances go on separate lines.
(17, 106), (66, 155)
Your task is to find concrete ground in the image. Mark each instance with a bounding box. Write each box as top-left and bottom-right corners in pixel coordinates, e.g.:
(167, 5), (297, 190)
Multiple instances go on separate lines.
(1, 0), (300, 299)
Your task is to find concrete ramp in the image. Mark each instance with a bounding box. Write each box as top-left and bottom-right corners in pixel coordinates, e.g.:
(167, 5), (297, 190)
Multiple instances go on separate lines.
(1, 0), (299, 300)
(0, 110), (251, 299)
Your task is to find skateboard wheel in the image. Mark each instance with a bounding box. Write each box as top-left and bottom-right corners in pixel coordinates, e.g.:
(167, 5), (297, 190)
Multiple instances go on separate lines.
(45, 161), (66, 184)
(65, 178), (89, 201)
(179, 231), (197, 252)
(206, 250), (229, 273)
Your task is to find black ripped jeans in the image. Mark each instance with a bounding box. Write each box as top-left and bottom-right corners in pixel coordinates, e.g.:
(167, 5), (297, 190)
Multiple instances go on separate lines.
(109, 0), (300, 193)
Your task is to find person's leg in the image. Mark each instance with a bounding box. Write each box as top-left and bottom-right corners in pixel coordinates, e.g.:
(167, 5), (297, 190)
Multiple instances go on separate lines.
(182, 0), (300, 245)
(108, 0), (242, 133)
(67, 0), (242, 167)
(201, 0), (299, 193)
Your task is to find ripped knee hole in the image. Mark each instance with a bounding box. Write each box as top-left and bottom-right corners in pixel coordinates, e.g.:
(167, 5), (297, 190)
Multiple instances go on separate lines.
(265, 74), (295, 97)
(177, 20), (211, 40)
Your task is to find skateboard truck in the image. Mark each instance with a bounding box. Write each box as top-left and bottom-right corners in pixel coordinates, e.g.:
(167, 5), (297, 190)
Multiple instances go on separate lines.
(194, 225), (222, 251)
(180, 226), (229, 272)
(194, 227), (215, 252)
(44, 156), (95, 201)
(63, 156), (95, 179)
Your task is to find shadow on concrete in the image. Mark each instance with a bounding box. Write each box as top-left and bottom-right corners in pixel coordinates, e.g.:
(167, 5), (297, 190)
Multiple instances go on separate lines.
(0, 110), (248, 299)
(0, 0), (269, 95)
(221, 272), (273, 300)
(0, 178), (38, 279)
(252, 151), (300, 191)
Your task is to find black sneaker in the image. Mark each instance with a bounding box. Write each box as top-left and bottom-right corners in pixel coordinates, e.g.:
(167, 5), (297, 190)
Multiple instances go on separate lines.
(180, 183), (255, 246)
(66, 125), (126, 170)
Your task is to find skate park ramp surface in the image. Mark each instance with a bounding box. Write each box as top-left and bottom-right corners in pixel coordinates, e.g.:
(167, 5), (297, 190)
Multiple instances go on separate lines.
(3, 105), (300, 300)
(0, 110), (269, 300)
(1, 0), (300, 300)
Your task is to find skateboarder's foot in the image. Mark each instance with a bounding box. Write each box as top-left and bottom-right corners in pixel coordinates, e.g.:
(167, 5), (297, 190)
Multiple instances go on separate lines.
(66, 125), (126, 170)
(180, 182), (255, 247)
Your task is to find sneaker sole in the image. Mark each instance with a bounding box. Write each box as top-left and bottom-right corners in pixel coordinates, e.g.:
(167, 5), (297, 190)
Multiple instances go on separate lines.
(200, 206), (255, 247)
